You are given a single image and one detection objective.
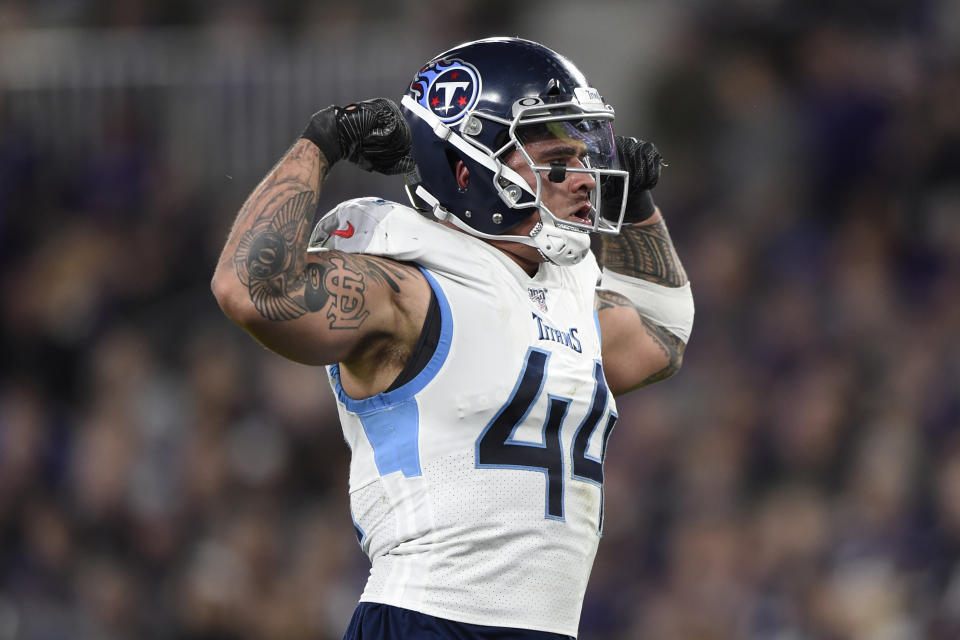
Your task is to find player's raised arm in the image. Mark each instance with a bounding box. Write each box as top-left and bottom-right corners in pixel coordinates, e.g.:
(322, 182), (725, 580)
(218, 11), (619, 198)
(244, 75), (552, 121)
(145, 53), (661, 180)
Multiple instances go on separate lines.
(211, 99), (427, 367)
(596, 137), (694, 395)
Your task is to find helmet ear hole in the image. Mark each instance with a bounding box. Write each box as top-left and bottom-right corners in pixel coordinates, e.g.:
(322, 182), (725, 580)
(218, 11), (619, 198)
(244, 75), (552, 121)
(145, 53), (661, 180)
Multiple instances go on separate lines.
(447, 151), (471, 191)
(444, 149), (460, 174)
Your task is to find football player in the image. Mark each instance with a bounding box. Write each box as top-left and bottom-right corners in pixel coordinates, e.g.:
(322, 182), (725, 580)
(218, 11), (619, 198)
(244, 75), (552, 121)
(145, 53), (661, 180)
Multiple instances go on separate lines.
(212, 37), (693, 639)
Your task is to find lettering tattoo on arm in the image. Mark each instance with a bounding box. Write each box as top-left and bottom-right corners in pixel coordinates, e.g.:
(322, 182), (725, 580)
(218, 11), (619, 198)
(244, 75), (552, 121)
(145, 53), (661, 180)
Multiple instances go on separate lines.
(308, 254), (415, 330)
(233, 190), (415, 330)
(600, 218), (687, 287)
(596, 289), (685, 386)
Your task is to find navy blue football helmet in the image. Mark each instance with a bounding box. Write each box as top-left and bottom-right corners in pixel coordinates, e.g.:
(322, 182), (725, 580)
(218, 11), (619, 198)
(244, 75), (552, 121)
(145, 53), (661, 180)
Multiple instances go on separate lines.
(400, 37), (628, 266)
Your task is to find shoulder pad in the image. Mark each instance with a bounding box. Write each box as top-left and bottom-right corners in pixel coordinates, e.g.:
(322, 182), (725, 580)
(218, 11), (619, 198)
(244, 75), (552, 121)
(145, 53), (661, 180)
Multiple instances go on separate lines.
(307, 198), (426, 255)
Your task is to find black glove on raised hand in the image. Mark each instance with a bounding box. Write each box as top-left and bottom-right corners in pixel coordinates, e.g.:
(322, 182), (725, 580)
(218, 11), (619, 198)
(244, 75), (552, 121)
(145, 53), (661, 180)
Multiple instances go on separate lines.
(301, 97), (413, 175)
(601, 136), (664, 224)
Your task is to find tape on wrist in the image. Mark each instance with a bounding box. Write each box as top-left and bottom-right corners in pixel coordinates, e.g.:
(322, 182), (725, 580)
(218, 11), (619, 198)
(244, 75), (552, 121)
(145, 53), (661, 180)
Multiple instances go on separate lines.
(599, 268), (694, 343)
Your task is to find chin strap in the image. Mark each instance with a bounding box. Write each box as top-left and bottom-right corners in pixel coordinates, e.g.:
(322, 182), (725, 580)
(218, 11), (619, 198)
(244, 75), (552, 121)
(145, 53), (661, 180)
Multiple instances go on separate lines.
(414, 186), (590, 266)
(528, 219), (592, 266)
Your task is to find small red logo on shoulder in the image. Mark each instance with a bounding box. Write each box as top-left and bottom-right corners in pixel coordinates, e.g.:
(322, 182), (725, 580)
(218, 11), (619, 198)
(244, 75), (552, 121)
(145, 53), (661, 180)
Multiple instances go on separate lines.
(332, 221), (355, 238)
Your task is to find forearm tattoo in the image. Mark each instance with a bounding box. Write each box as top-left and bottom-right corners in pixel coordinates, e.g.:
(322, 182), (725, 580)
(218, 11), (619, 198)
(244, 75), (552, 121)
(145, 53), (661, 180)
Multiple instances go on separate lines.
(596, 289), (685, 386)
(600, 218), (687, 287)
(233, 190), (413, 329)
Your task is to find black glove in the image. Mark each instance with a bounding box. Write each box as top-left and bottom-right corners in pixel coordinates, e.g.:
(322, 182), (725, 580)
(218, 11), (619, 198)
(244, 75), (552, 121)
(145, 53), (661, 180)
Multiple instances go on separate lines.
(301, 98), (413, 175)
(600, 136), (663, 224)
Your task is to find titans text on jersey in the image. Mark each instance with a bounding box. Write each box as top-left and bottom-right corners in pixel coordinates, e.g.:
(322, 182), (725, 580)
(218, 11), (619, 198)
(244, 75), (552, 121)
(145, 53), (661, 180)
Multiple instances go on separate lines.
(531, 312), (583, 353)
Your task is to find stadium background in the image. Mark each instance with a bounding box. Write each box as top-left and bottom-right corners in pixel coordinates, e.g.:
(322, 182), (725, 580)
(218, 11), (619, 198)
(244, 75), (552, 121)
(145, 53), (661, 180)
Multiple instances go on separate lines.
(1, 0), (959, 638)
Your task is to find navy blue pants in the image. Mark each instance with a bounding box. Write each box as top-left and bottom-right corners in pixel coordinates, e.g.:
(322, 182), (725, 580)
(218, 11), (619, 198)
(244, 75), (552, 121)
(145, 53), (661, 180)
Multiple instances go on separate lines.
(343, 602), (576, 640)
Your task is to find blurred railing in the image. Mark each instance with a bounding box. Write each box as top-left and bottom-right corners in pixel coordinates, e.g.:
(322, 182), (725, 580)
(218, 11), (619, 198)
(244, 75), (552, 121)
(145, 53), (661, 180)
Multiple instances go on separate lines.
(0, 27), (431, 191)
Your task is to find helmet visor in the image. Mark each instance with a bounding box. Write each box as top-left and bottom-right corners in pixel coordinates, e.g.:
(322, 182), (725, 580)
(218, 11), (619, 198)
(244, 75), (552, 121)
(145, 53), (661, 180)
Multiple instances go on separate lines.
(516, 119), (618, 170)
(509, 113), (628, 233)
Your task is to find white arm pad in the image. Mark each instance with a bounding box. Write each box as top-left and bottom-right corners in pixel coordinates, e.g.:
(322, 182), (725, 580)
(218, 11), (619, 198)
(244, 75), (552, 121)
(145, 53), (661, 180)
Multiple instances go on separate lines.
(599, 269), (695, 343)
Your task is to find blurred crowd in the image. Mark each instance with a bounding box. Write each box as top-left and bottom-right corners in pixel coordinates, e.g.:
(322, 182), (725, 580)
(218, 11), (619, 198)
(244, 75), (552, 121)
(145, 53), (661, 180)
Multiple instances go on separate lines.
(2, 1), (960, 639)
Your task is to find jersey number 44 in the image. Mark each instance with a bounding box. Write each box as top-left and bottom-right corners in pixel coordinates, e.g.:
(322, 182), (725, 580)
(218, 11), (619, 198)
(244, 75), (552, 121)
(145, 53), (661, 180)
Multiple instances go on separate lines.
(476, 348), (617, 531)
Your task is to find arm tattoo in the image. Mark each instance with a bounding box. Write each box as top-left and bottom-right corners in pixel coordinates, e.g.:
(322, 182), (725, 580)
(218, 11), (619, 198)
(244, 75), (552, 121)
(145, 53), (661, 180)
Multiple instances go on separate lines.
(595, 289), (621, 313)
(312, 254), (417, 330)
(233, 192), (414, 330)
(234, 189), (316, 321)
(363, 258), (409, 294)
(596, 289), (685, 387)
(636, 320), (685, 386)
(599, 217), (687, 287)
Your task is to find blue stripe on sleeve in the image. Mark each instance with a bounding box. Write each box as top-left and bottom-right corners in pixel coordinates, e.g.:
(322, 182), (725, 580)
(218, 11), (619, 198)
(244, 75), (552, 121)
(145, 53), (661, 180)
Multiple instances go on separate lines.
(327, 267), (452, 478)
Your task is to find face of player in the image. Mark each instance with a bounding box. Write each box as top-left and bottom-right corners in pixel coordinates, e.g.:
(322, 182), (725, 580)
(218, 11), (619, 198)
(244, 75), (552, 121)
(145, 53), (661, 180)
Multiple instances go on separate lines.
(484, 134), (596, 270)
(451, 126), (602, 272)
(502, 135), (597, 233)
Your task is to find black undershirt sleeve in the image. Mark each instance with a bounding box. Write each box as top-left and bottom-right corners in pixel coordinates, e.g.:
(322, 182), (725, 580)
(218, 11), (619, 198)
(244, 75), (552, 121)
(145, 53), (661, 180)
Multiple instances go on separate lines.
(385, 287), (441, 393)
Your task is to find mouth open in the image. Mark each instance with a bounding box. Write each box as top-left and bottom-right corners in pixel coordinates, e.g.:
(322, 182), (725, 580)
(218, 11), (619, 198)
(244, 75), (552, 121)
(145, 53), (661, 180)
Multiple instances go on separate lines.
(570, 202), (593, 225)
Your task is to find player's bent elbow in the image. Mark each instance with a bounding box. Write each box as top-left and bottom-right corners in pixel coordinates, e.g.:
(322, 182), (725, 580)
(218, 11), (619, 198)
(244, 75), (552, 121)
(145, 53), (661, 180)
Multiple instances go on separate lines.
(210, 269), (255, 328)
(210, 271), (346, 366)
(642, 333), (686, 386)
(610, 332), (687, 395)
(661, 341), (685, 378)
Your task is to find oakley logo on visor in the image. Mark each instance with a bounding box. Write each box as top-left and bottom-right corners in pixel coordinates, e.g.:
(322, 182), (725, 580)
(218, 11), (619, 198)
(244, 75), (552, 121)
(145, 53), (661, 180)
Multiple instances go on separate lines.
(409, 59), (482, 124)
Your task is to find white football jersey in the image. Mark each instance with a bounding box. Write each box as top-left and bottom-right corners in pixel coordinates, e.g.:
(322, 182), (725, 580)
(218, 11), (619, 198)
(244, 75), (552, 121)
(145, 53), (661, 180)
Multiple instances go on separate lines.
(310, 198), (618, 637)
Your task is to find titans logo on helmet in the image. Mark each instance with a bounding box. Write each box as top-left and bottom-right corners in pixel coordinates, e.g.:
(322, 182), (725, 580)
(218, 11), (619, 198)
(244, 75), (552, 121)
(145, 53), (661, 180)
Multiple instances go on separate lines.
(409, 59), (481, 124)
